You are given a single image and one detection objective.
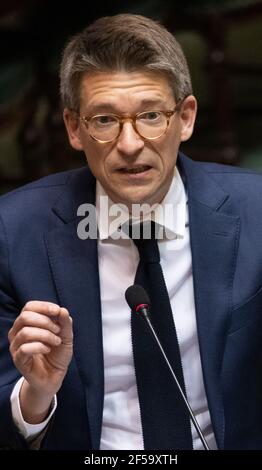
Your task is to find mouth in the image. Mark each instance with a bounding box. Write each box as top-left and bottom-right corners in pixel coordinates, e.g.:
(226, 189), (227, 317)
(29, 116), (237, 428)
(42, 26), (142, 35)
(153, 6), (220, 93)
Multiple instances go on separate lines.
(118, 165), (152, 175)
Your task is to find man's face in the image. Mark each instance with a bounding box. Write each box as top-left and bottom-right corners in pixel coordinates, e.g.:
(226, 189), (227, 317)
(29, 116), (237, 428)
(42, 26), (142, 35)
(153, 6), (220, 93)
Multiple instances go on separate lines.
(64, 71), (197, 209)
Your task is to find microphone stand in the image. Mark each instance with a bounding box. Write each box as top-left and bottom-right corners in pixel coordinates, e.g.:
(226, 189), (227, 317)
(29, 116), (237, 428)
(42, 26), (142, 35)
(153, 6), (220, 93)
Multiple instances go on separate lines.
(139, 306), (210, 451)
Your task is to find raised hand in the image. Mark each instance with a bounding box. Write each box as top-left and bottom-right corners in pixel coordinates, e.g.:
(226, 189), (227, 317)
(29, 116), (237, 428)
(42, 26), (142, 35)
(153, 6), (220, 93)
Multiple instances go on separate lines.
(8, 301), (73, 423)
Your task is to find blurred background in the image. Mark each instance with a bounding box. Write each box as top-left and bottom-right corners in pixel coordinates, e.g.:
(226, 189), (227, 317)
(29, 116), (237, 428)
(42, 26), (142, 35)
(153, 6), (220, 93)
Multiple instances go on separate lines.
(0, 0), (262, 194)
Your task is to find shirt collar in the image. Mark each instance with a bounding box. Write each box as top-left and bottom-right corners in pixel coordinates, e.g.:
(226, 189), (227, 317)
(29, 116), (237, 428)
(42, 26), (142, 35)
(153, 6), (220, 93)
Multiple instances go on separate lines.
(96, 167), (187, 240)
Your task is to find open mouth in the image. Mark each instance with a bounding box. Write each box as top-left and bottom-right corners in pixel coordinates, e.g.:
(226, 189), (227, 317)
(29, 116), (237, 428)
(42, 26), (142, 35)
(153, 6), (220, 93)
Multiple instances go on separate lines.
(119, 165), (152, 174)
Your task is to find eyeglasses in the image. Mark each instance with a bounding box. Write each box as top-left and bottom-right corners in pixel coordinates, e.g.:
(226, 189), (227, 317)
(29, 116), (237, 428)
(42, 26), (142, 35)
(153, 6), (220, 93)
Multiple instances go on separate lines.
(79, 103), (181, 143)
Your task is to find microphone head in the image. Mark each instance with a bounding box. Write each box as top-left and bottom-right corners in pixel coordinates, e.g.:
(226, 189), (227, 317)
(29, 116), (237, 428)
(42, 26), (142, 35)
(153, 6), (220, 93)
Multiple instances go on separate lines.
(125, 284), (150, 311)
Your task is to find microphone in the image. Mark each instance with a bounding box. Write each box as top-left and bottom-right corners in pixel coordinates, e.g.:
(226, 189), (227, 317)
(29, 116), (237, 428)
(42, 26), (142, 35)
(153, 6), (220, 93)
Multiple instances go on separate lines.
(125, 284), (210, 451)
(125, 284), (151, 318)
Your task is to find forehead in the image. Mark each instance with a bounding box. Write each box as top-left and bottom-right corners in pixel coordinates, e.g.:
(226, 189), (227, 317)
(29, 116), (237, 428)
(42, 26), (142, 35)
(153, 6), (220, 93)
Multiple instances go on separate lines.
(79, 71), (174, 112)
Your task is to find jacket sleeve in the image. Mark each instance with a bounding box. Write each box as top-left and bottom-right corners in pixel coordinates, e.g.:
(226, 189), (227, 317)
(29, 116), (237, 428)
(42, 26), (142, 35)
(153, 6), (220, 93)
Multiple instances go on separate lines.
(0, 214), (28, 449)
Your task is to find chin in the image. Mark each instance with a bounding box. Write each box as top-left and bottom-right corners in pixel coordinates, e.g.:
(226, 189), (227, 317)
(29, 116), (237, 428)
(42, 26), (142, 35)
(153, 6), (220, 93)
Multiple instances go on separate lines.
(125, 195), (156, 209)
(111, 185), (158, 207)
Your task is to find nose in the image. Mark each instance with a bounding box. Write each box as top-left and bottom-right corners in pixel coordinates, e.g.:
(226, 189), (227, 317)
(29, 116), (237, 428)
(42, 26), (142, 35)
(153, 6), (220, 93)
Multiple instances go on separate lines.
(116, 121), (144, 156)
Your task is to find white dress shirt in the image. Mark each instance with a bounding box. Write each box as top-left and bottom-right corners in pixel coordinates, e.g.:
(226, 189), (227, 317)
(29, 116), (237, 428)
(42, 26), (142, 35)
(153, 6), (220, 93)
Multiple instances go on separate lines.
(11, 167), (217, 450)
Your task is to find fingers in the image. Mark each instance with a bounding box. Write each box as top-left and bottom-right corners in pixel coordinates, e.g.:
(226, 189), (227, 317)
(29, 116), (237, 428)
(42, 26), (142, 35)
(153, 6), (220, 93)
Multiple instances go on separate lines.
(8, 301), (73, 355)
(13, 342), (52, 367)
(9, 310), (61, 341)
(10, 326), (62, 356)
(8, 301), (73, 395)
(21, 301), (61, 316)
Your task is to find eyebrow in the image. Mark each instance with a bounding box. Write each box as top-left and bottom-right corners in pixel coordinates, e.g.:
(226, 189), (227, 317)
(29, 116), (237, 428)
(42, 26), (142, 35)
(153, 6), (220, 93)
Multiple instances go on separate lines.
(85, 98), (168, 115)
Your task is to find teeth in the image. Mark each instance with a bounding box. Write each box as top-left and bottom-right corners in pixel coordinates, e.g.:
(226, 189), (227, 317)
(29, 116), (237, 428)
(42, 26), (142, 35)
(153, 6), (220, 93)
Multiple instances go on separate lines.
(125, 166), (149, 174)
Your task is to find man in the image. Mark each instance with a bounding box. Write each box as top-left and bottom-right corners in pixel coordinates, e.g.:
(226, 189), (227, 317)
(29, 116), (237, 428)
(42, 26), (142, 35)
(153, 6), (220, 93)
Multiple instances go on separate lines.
(0, 14), (261, 451)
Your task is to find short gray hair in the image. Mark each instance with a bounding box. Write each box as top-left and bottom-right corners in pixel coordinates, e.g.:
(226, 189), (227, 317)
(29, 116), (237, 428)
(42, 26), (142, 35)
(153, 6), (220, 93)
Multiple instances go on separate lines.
(60, 14), (192, 111)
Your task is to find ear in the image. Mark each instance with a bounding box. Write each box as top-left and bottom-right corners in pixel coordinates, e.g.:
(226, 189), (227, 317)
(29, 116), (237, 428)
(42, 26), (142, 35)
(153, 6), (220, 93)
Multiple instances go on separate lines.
(63, 108), (84, 151)
(179, 95), (197, 142)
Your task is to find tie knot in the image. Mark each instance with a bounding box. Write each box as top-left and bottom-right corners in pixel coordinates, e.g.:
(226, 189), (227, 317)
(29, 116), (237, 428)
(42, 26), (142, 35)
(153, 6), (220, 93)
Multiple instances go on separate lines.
(129, 222), (160, 264)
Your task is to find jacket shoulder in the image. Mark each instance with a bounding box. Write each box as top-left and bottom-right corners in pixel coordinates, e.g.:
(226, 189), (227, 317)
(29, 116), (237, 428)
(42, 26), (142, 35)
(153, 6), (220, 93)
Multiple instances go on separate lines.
(179, 153), (262, 202)
(0, 167), (89, 213)
(200, 161), (262, 200)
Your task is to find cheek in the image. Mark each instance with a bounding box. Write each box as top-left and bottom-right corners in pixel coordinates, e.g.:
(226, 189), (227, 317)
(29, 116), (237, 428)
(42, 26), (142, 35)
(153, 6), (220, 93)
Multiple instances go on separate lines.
(153, 156), (177, 187)
(84, 147), (116, 187)
(161, 134), (180, 169)
(155, 143), (177, 173)
(82, 140), (104, 170)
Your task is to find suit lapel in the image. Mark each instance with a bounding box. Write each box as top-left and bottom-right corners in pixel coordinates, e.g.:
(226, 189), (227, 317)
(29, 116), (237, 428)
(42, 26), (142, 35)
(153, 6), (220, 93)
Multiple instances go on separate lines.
(45, 168), (104, 449)
(179, 154), (240, 449)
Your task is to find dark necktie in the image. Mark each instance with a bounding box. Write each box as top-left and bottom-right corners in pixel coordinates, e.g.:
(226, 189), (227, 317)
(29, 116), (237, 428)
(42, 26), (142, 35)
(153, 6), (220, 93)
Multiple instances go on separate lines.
(130, 222), (193, 450)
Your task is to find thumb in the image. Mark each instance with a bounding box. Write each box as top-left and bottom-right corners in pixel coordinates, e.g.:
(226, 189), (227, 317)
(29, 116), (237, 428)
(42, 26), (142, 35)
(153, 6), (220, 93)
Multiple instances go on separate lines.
(57, 308), (73, 344)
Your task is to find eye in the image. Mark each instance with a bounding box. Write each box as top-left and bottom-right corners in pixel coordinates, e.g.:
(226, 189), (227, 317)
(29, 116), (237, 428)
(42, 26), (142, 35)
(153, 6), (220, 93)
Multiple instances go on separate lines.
(138, 111), (162, 122)
(92, 115), (117, 126)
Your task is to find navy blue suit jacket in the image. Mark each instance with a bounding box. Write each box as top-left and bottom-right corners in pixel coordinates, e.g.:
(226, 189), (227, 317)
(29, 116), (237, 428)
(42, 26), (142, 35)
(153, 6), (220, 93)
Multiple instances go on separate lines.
(0, 153), (261, 450)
